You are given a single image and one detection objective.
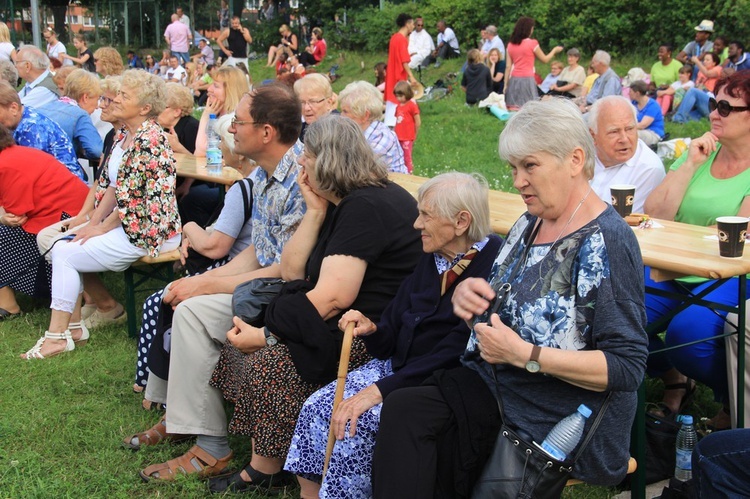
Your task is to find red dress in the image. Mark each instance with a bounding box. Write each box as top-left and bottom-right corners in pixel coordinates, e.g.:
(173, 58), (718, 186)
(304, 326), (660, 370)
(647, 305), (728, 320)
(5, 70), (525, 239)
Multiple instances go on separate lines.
(385, 32), (410, 105)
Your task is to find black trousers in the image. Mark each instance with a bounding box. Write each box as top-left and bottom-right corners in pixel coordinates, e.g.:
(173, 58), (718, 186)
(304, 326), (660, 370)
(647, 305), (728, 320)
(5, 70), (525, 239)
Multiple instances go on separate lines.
(372, 386), (453, 499)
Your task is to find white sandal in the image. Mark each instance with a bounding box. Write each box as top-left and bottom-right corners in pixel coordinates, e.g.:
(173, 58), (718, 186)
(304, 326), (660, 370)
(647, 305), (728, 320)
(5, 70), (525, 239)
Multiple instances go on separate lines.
(23, 331), (75, 360)
(68, 322), (90, 346)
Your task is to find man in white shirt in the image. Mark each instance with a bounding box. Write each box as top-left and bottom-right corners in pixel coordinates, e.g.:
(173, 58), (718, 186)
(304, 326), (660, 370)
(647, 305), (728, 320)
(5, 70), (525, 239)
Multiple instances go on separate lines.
(408, 17), (434, 69)
(176, 7), (191, 29)
(431, 20), (460, 68)
(164, 56), (188, 86)
(588, 96), (666, 213)
(481, 25), (505, 58)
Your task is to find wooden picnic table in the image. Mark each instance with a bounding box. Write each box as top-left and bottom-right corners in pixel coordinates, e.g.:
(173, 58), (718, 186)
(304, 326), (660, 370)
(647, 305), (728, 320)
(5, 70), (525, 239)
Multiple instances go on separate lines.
(174, 153), (245, 185)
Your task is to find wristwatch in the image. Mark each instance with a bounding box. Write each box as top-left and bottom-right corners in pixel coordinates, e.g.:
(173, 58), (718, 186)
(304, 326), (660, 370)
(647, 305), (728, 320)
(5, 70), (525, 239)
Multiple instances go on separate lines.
(525, 345), (541, 373)
(264, 326), (278, 347)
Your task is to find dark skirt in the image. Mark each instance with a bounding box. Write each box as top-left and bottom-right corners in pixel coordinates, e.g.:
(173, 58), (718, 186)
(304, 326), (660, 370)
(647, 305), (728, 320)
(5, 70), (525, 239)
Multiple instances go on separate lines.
(0, 225), (50, 298)
(210, 338), (371, 459)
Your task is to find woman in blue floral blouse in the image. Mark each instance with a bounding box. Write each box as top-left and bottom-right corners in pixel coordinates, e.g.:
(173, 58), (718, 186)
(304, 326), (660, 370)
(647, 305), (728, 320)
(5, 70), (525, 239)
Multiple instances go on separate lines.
(22, 70), (181, 360)
(371, 98), (649, 497)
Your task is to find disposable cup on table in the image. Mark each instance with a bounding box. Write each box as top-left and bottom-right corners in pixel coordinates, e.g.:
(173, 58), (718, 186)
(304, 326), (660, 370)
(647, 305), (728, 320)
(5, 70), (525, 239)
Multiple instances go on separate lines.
(610, 184), (636, 217)
(716, 216), (749, 258)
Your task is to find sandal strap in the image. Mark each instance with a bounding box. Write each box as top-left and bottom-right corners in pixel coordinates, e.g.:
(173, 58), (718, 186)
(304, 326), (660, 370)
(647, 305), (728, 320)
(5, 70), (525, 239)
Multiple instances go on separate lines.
(44, 331), (73, 341)
(24, 331), (74, 359)
(140, 445), (232, 481)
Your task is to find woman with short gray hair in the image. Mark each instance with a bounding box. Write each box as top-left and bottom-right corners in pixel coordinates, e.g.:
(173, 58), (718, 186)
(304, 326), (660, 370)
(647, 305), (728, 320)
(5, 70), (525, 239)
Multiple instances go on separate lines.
(372, 98), (648, 496)
(285, 171), (502, 498)
(22, 70), (181, 360)
(339, 80), (407, 173)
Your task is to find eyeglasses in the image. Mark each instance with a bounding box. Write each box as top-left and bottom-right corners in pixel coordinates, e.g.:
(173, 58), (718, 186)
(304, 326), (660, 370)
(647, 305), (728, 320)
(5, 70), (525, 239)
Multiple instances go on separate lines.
(231, 117), (260, 127)
(708, 98), (750, 117)
(300, 97), (327, 107)
(99, 96), (114, 106)
(13, 60), (29, 66)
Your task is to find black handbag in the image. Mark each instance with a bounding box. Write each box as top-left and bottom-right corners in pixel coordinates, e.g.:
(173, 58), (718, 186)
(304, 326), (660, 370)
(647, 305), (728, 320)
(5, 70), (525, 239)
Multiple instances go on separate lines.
(232, 277), (285, 327)
(472, 390), (612, 499)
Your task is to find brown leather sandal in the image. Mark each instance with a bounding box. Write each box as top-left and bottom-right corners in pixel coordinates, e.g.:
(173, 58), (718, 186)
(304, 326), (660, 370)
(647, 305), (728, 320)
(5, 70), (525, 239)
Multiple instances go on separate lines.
(139, 445), (233, 482)
(122, 415), (193, 450)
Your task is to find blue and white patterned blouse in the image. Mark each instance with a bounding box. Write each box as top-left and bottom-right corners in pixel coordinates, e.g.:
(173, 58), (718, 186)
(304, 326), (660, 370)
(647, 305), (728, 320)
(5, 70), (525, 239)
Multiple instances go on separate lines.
(14, 106), (84, 180)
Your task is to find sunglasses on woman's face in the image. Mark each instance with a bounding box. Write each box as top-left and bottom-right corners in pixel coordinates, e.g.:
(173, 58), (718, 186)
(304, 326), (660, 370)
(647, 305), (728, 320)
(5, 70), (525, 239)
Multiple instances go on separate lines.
(709, 97), (750, 117)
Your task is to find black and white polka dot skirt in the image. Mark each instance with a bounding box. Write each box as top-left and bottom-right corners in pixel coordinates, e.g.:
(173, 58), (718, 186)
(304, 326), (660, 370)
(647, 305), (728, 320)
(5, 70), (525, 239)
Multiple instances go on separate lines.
(0, 225), (51, 299)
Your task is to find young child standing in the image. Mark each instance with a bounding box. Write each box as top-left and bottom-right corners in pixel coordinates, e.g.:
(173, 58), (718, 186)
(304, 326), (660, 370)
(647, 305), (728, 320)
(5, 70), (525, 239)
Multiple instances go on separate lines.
(393, 80), (420, 174)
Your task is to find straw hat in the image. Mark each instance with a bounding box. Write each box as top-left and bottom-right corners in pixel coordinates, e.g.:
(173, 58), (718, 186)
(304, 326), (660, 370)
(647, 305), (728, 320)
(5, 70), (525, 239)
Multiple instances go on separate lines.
(411, 80), (425, 100)
(694, 20), (714, 32)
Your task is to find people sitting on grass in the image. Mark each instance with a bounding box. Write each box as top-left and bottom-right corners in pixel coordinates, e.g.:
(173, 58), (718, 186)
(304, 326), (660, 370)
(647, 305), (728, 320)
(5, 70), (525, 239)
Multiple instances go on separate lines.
(123, 85), (306, 472)
(205, 115), (421, 493)
(650, 44), (683, 95)
(656, 64), (694, 116)
(407, 17), (434, 69)
(725, 41), (750, 71)
(671, 53), (722, 123)
(429, 20), (460, 68)
(486, 47), (505, 94)
(299, 27), (327, 67)
(0, 81), (83, 180)
(285, 172), (502, 498)
(538, 60), (563, 95)
(547, 47), (586, 99)
(266, 24), (298, 68)
(629, 80), (666, 145)
(643, 70), (750, 430)
(21, 70), (181, 360)
(588, 95), (666, 213)
(338, 80), (407, 174)
(0, 127), (89, 322)
(462, 48), (492, 105)
(578, 50), (622, 113)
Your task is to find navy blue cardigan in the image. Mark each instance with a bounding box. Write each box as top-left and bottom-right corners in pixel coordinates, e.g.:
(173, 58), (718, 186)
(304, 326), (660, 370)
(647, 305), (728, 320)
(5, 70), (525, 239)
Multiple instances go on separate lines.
(363, 234), (503, 398)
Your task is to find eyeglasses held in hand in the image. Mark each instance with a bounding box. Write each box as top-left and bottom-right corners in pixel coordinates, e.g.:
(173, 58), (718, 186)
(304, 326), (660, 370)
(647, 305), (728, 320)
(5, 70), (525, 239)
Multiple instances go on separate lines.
(708, 97), (750, 117)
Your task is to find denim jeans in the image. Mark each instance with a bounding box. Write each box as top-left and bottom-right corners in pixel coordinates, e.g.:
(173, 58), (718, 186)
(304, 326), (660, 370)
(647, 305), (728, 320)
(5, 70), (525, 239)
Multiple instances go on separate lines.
(171, 51), (190, 65)
(672, 88), (710, 123)
(693, 429), (750, 498)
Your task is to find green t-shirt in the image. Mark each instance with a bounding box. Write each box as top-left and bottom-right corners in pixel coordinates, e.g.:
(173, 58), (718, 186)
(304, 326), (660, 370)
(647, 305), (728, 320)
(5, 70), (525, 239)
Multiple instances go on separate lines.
(670, 144), (750, 282)
(670, 144), (750, 227)
(650, 59), (683, 87)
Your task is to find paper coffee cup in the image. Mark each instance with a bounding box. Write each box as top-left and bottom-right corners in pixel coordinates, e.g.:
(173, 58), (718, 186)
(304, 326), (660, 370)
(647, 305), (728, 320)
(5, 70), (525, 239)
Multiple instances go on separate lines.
(610, 184), (636, 217)
(716, 216), (749, 258)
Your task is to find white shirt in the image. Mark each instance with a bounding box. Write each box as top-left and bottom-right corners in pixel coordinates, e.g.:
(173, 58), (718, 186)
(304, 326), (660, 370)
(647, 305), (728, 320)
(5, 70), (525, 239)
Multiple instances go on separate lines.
(19, 69), (58, 109)
(437, 27), (460, 52)
(164, 65), (188, 85)
(486, 35), (505, 56)
(409, 29), (435, 63)
(48, 41), (73, 66)
(178, 14), (191, 29)
(590, 140), (666, 213)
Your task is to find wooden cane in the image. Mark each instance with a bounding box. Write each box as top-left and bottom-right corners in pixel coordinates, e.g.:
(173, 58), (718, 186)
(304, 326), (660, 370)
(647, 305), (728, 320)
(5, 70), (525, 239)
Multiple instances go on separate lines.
(322, 322), (355, 478)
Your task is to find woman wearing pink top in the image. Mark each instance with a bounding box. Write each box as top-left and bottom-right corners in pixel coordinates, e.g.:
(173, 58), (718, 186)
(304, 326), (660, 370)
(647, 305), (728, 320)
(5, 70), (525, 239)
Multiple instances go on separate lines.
(504, 17), (563, 110)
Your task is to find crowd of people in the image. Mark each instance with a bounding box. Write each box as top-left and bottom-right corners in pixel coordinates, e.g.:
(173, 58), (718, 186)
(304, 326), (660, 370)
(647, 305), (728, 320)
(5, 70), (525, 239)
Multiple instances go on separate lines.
(1, 7), (750, 498)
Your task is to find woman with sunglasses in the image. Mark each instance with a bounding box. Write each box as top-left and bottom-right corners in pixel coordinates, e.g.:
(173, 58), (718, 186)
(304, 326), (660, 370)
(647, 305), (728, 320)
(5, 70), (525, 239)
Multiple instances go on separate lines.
(643, 70), (750, 430)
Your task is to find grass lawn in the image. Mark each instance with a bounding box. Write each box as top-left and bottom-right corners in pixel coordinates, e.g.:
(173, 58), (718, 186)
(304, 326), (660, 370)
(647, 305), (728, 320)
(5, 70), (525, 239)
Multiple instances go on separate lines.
(0, 49), (717, 498)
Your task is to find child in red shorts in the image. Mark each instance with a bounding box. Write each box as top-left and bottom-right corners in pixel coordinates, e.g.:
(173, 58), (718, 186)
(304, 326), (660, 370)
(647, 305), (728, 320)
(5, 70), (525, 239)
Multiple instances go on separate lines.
(393, 80), (421, 174)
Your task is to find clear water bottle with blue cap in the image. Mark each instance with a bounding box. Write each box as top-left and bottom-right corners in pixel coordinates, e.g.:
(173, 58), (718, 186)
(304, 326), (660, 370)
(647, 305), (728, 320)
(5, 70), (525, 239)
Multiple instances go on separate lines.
(674, 415), (697, 481)
(541, 404), (592, 461)
(206, 113), (223, 173)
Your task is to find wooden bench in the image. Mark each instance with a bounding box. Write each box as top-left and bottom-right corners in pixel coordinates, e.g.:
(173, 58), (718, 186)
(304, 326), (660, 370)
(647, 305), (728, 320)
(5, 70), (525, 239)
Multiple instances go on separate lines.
(123, 249), (181, 338)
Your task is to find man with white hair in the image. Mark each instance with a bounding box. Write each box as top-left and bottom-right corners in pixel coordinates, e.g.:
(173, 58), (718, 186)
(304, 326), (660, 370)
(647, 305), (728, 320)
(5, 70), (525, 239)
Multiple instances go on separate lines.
(15, 45), (59, 108)
(408, 17), (434, 69)
(580, 50), (622, 113)
(481, 25), (505, 58)
(588, 95), (665, 213)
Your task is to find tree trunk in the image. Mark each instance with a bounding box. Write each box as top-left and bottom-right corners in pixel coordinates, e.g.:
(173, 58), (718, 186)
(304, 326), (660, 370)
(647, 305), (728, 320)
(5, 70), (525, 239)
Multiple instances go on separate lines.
(48, 3), (69, 43)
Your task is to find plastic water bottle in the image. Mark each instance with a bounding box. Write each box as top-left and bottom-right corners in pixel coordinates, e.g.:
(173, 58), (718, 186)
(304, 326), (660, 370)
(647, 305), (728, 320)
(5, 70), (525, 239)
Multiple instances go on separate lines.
(540, 404), (592, 460)
(674, 415), (697, 481)
(206, 113), (223, 174)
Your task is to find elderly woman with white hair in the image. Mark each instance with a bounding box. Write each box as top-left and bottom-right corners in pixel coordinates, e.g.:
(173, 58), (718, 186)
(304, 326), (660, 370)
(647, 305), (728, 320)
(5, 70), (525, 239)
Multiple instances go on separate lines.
(285, 172), (503, 499)
(372, 98), (648, 497)
(339, 80), (407, 173)
(21, 70), (181, 360)
(293, 73), (337, 142)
